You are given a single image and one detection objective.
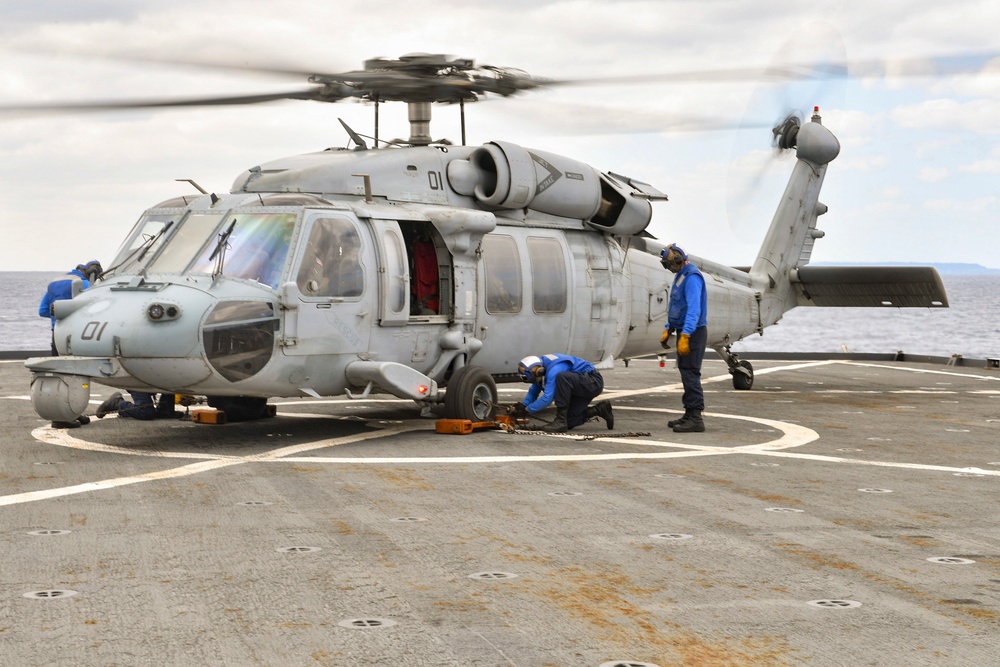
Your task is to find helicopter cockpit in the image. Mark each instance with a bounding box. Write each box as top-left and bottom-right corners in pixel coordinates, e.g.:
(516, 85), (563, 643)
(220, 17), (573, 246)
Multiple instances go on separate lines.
(107, 208), (297, 290)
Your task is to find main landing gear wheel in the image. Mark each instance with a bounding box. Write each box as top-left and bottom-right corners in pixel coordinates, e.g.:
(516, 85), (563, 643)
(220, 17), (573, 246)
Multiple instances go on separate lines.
(443, 365), (497, 421)
(206, 396), (270, 422)
(732, 360), (754, 390)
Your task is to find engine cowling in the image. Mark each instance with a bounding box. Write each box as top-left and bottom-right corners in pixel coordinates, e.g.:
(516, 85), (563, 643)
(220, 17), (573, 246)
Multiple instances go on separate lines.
(449, 141), (601, 218)
(447, 140), (654, 236)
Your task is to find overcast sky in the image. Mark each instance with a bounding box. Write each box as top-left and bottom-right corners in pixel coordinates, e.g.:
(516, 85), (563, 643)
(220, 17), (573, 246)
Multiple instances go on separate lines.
(1, 0), (999, 271)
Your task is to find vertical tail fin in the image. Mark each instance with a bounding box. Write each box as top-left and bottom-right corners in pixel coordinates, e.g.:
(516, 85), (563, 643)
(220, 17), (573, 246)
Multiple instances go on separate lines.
(750, 111), (840, 327)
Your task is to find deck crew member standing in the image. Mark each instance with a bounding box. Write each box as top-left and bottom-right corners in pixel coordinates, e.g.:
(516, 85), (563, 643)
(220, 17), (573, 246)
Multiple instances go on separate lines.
(515, 354), (614, 433)
(660, 244), (707, 433)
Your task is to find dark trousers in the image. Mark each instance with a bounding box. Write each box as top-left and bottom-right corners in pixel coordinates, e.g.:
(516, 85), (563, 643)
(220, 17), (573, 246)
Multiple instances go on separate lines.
(118, 392), (177, 420)
(678, 326), (707, 411)
(553, 371), (604, 428)
(119, 391), (158, 420)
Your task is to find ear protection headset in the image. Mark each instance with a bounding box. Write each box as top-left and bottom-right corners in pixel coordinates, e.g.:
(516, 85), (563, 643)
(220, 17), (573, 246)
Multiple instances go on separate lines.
(517, 355), (542, 382)
(660, 244), (687, 270)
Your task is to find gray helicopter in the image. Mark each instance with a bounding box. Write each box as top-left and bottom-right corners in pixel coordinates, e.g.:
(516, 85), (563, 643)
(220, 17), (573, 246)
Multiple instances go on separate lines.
(21, 54), (947, 424)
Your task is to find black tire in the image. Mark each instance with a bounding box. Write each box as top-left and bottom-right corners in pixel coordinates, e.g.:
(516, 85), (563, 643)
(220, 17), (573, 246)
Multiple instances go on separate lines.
(443, 366), (497, 421)
(206, 396), (270, 422)
(732, 360), (754, 391)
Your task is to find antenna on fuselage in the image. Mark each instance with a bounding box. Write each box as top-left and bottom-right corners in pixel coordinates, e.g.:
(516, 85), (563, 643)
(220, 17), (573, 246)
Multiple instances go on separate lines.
(338, 118), (368, 150)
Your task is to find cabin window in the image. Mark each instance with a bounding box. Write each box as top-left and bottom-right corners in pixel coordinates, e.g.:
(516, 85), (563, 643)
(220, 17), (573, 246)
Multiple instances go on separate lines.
(187, 212), (296, 289)
(527, 236), (567, 313)
(295, 218), (364, 297)
(482, 234), (522, 314)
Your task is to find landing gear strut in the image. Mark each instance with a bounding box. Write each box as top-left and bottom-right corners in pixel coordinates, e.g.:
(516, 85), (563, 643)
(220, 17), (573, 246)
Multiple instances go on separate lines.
(719, 346), (754, 390)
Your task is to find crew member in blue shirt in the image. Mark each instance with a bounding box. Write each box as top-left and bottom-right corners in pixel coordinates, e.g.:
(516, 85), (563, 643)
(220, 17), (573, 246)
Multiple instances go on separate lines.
(515, 354), (614, 433)
(660, 244), (708, 432)
(38, 260), (102, 355)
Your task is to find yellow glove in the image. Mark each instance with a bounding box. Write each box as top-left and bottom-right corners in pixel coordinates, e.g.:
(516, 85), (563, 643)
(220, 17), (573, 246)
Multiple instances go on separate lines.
(677, 333), (690, 356)
(659, 328), (672, 350)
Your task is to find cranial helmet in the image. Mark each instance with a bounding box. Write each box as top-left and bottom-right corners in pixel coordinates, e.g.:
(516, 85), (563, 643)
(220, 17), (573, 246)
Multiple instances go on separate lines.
(660, 244), (687, 271)
(517, 355), (543, 382)
(79, 260), (103, 283)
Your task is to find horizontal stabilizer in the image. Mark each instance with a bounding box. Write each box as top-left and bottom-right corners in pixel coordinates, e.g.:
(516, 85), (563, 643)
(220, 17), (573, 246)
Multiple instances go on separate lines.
(790, 265), (949, 308)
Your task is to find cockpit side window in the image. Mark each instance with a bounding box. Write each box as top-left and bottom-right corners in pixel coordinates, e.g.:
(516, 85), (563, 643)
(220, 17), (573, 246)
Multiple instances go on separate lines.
(295, 217), (364, 298)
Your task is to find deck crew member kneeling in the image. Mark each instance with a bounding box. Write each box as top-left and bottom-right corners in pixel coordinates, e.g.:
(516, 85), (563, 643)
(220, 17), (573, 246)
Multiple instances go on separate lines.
(515, 354), (614, 433)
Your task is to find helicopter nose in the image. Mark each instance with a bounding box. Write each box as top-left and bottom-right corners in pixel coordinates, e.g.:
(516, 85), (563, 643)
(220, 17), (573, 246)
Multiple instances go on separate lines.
(54, 283), (217, 387)
(61, 285), (214, 360)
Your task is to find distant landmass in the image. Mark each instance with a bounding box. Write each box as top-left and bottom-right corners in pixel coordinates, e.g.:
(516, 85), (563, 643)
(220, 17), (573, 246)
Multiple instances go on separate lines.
(927, 263), (1000, 275)
(813, 262), (1000, 275)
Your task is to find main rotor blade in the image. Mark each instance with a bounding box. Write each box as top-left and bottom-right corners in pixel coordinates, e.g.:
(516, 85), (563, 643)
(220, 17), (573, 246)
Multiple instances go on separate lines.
(0, 88), (332, 114)
(549, 51), (1000, 87)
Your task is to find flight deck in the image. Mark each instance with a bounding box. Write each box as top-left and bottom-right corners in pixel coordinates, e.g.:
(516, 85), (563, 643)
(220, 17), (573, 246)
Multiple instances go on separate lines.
(2, 356), (999, 666)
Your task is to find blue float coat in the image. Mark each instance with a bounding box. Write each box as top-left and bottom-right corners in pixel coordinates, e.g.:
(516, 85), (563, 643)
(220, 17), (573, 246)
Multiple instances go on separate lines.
(521, 353), (596, 414)
(38, 270), (90, 329)
(667, 263), (707, 335)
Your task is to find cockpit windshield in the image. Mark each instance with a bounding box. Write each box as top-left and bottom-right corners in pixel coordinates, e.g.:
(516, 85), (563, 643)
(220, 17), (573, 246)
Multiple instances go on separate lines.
(187, 212), (296, 288)
(148, 213), (226, 275)
(106, 213), (179, 277)
(115, 210), (295, 288)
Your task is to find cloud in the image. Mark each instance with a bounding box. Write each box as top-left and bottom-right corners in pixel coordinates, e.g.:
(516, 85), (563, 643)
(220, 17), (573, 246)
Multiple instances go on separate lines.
(959, 159), (1000, 174)
(892, 98), (1000, 133)
(923, 196), (998, 213)
(918, 166), (949, 182)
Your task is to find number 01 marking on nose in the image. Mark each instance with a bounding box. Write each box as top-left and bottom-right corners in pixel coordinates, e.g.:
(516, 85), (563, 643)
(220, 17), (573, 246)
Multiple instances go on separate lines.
(81, 321), (109, 341)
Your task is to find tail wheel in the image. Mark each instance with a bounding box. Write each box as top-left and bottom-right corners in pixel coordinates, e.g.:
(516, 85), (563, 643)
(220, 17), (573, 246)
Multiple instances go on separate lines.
(732, 360), (754, 391)
(443, 365), (497, 421)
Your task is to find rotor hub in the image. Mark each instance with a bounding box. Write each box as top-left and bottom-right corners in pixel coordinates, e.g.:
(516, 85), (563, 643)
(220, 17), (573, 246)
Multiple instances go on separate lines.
(772, 114), (801, 151)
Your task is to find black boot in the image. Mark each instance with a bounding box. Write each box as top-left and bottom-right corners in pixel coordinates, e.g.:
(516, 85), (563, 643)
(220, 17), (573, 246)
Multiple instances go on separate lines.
(51, 420), (80, 429)
(96, 392), (123, 418)
(667, 409), (691, 428)
(592, 400), (614, 430)
(542, 408), (569, 433)
(584, 401), (614, 430)
(672, 410), (705, 433)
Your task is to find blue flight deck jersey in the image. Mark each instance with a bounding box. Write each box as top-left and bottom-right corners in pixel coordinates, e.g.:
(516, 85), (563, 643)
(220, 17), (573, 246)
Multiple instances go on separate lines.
(38, 269), (90, 329)
(521, 353), (596, 414)
(667, 262), (707, 335)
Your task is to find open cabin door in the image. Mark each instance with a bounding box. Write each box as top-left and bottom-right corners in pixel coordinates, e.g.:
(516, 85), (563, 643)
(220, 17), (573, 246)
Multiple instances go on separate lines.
(368, 218), (409, 326)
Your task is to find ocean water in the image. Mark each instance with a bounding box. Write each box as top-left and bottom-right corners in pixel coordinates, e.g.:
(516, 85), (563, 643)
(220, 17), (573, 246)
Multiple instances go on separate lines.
(3, 272), (998, 358)
(730, 274), (1000, 360)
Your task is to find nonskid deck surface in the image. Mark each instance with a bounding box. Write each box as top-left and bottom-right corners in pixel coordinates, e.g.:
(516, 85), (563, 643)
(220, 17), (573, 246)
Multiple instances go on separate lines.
(2, 357), (999, 666)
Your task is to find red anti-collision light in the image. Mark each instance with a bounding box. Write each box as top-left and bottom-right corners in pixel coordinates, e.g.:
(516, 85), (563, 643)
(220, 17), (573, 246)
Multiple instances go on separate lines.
(417, 385), (429, 395)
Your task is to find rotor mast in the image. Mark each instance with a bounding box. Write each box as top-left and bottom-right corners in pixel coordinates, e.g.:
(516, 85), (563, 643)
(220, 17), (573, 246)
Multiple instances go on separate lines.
(407, 101), (434, 145)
